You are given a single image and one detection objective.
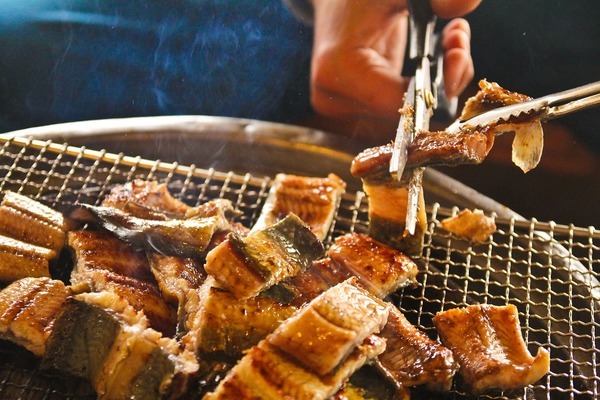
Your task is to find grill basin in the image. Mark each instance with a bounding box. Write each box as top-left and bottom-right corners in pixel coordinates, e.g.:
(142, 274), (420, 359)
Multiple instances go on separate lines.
(0, 117), (598, 399)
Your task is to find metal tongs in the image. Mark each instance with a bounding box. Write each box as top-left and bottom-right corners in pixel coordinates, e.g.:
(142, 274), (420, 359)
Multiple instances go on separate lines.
(445, 80), (600, 134)
(390, 0), (600, 234)
(390, 0), (449, 234)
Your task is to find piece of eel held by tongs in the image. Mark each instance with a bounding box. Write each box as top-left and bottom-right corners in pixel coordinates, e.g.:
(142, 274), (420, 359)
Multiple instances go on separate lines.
(445, 80), (600, 134)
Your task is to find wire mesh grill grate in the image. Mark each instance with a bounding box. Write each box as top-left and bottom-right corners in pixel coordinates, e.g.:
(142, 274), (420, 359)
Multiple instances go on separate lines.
(0, 136), (598, 399)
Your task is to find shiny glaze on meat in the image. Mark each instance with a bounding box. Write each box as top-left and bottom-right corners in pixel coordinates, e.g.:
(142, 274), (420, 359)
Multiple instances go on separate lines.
(433, 304), (550, 393)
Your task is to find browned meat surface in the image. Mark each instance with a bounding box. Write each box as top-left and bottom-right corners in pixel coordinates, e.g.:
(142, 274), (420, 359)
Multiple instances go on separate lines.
(102, 179), (190, 219)
(71, 270), (176, 336)
(252, 173), (346, 241)
(68, 229), (155, 282)
(0, 191), (70, 253)
(0, 234), (56, 282)
(204, 214), (324, 299)
(327, 233), (419, 298)
(0, 277), (70, 356)
(460, 79), (532, 121)
(433, 304), (550, 394)
(0, 192), (72, 282)
(283, 258), (352, 307)
(205, 335), (386, 400)
(378, 308), (458, 391)
(205, 280), (389, 400)
(147, 253), (206, 306)
(68, 230), (176, 335)
(440, 209), (497, 243)
(267, 279), (389, 377)
(351, 129), (495, 178)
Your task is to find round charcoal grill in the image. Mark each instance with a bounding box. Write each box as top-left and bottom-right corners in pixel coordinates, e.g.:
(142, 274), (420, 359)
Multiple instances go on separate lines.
(0, 117), (598, 399)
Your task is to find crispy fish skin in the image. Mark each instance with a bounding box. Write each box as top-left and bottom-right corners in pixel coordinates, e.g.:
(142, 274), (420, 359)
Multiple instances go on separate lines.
(327, 233), (419, 298)
(205, 214), (324, 299)
(0, 277), (70, 356)
(378, 307), (458, 391)
(72, 204), (228, 259)
(42, 296), (124, 383)
(433, 304), (550, 394)
(252, 173), (346, 241)
(42, 293), (198, 400)
(189, 281), (297, 359)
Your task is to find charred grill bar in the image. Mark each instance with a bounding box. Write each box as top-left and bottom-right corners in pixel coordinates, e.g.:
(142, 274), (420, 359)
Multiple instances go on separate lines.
(0, 132), (598, 399)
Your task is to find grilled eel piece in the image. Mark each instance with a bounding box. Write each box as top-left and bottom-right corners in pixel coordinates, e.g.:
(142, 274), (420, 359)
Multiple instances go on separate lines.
(187, 233), (417, 361)
(71, 203), (230, 259)
(350, 80), (540, 256)
(377, 307), (458, 392)
(205, 213), (324, 299)
(350, 157), (428, 256)
(69, 229), (177, 336)
(327, 233), (419, 298)
(0, 191), (72, 282)
(433, 304), (550, 394)
(205, 279), (390, 399)
(273, 233), (456, 392)
(270, 233), (419, 306)
(102, 179), (190, 219)
(147, 253), (206, 328)
(103, 179), (246, 250)
(0, 235), (57, 282)
(0, 191), (71, 252)
(251, 173), (346, 241)
(0, 277), (71, 356)
(42, 291), (198, 400)
(181, 277), (297, 359)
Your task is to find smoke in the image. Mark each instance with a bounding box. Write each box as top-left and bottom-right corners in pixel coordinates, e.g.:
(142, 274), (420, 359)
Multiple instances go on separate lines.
(0, 0), (314, 131)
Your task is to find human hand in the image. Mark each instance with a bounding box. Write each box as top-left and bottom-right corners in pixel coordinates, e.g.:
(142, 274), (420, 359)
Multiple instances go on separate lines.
(310, 0), (481, 141)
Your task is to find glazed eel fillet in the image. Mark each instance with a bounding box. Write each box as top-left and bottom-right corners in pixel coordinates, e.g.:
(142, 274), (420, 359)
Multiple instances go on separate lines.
(101, 179), (191, 219)
(182, 277), (297, 359)
(68, 229), (177, 336)
(433, 304), (550, 393)
(102, 179), (247, 246)
(252, 173), (346, 241)
(351, 80), (538, 255)
(0, 277), (71, 356)
(183, 232), (419, 364)
(204, 213), (324, 299)
(0, 192), (71, 282)
(72, 203), (230, 259)
(204, 279), (390, 400)
(41, 291), (198, 400)
(282, 233), (458, 392)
